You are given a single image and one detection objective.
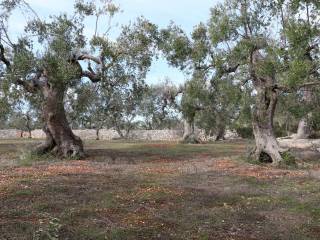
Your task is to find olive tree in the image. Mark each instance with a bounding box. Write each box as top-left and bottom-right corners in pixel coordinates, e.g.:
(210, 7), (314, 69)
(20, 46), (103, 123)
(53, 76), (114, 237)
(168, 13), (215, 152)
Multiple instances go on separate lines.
(159, 0), (319, 164)
(139, 79), (182, 130)
(279, 0), (320, 139)
(0, 0), (157, 157)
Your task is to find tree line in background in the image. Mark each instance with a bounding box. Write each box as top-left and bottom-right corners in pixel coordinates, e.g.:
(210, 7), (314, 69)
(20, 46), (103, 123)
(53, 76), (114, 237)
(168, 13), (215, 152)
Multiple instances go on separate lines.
(0, 0), (319, 164)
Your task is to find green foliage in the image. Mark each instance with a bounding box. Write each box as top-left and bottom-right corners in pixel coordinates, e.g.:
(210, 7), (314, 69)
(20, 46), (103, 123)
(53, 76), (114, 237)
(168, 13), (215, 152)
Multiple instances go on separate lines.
(18, 150), (55, 166)
(235, 126), (253, 139)
(287, 60), (311, 87)
(209, 3), (239, 46)
(280, 152), (297, 167)
(159, 24), (192, 70)
(139, 79), (181, 130)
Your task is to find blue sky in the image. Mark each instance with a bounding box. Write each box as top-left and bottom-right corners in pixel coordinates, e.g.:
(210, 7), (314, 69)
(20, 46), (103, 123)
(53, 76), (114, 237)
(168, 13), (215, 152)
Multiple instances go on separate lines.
(10, 0), (222, 85)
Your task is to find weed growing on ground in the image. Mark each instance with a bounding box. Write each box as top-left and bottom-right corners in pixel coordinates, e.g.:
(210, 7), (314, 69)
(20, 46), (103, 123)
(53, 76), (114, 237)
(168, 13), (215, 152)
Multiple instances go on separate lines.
(33, 216), (62, 240)
(18, 149), (55, 166)
(280, 152), (297, 168)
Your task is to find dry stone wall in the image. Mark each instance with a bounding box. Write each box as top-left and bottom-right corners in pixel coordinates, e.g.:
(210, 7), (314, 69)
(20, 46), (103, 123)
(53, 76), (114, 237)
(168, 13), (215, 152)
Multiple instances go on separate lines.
(0, 129), (239, 141)
(0, 129), (184, 141)
(0, 129), (22, 139)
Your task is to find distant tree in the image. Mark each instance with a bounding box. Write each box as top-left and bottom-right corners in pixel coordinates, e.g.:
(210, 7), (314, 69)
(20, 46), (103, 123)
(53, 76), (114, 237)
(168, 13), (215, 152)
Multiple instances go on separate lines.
(67, 77), (148, 140)
(65, 83), (111, 139)
(8, 109), (39, 138)
(279, 0), (320, 139)
(107, 80), (148, 139)
(159, 0), (320, 164)
(181, 72), (241, 142)
(139, 79), (182, 130)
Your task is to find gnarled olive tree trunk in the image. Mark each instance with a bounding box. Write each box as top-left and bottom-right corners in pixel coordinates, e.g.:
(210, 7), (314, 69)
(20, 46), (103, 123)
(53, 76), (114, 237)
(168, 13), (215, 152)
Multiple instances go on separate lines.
(35, 86), (84, 158)
(95, 128), (100, 140)
(214, 118), (226, 141)
(247, 48), (287, 165)
(251, 86), (283, 165)
(182, 119), (200, 143)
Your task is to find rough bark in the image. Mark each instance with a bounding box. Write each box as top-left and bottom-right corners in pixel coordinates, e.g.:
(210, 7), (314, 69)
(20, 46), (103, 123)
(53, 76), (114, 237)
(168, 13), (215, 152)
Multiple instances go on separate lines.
(214, 122), (226, 141)
(182, 119), (200, 143)
(115, 125), (125, 139)
(34, 124), (56, 155)
(246, 46), (287, 165)
(28, 130), (32, 139)
(251, 86), (284, 165)
(95, 128), (100, 140)
(26, 114), (32, 139)
(35, 87), (84, 158)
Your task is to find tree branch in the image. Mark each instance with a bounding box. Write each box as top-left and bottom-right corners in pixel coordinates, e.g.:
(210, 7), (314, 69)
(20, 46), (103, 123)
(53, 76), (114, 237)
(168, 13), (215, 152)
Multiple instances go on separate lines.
(76, 54), (102, 65)
(224, 63), (240, 74)
(16, 71), (43, 93)
(274, 81), (320, 93)
(0, 42), (11, 70)
(82, 70), (101, 83)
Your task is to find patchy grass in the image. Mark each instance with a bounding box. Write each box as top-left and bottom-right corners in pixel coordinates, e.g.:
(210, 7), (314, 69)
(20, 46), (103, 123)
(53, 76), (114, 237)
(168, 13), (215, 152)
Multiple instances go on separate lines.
(0, 139), (319, 239)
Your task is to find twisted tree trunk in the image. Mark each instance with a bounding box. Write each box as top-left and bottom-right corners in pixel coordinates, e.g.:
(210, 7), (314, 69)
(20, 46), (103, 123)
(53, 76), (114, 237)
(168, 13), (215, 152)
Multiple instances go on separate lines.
(215, 128), (226, 141)
(246, 47), (287, 165)
(182, 119), (200, 143)
(251, 86), (283, 165)
(0, 45), (102, 159)
(95, 128), (100, 140)
(214, 118), (226, 141)
(35, 87), (84, 158)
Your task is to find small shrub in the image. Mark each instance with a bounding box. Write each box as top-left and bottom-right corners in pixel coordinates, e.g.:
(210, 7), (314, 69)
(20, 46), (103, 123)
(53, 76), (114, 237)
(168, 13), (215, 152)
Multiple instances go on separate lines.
(280, 151), (297, 167)
(235, 127), (253, 139)
(33, 216), (62, 240)
(19, 150), (55, 166)
(14, 189), (34, 197)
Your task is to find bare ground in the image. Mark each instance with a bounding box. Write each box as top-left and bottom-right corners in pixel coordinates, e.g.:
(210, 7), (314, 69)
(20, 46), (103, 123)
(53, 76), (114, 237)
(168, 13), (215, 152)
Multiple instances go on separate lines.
(0, 139), (319, 240)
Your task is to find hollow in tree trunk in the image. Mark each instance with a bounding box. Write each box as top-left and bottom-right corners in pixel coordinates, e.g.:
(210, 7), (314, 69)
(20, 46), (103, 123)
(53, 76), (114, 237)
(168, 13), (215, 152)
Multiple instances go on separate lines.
(251, 86), (284, 165)
(34, 86), (84, 158)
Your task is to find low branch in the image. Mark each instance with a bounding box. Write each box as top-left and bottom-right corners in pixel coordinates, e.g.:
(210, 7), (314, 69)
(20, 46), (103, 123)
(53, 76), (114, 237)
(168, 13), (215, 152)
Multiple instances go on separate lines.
(76, 54), (102, 65)
(16, 79), (38, 93)
(82, 70), (101, 83)
(224, 63), (240, 74)
(16, 71), (43, 93)
(274, 81), (320, 93)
